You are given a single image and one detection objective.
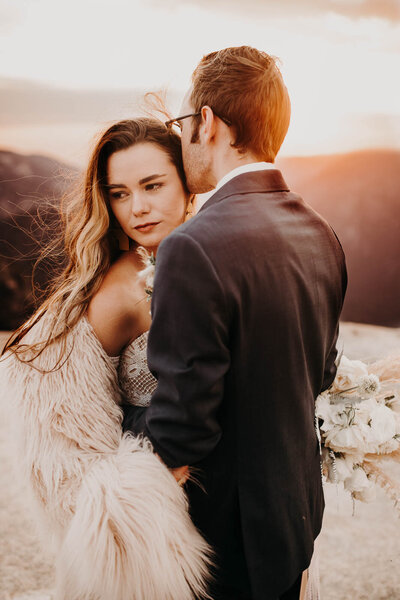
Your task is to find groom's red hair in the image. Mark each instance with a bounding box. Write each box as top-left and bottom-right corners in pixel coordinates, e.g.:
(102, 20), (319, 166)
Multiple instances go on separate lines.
(190, 46), (291, 163)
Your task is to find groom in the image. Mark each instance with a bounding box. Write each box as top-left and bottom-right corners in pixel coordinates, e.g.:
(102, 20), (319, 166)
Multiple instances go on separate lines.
(123, 46), (347, 599)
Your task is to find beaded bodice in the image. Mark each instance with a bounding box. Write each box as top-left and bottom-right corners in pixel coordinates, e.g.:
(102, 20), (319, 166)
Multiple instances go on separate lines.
(110, 331), (156, 407)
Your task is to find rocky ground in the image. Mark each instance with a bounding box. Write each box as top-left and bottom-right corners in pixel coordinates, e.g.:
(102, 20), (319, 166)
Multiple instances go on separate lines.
(1, 322), (400, 600)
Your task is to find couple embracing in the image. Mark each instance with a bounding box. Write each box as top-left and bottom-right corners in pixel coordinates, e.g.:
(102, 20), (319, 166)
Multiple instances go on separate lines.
(2, 46), (346, 600)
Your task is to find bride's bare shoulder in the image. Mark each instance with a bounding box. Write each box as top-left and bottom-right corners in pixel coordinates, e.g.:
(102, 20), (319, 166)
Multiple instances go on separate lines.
(87, 250), (149, 356)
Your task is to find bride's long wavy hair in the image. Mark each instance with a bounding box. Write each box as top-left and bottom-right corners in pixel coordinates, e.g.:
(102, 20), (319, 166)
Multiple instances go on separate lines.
(3, 117), (187, 365)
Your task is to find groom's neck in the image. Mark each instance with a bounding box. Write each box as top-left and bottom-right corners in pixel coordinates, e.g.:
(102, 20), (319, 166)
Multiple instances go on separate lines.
(212, 149), (261, 185)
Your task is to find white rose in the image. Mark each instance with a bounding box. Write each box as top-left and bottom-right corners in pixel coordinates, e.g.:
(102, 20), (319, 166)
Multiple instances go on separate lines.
(320, 402), (357, 432)
(138, 264), (154, 285)
(344, 466), (370, 493)
(356, 397), (381, 424)
(333, 406), (355, 428)
(368, 404), (397, 447)
(145, 272), (154, 290)
(331, 356), (368, 393)
(324, 423), (370, 453)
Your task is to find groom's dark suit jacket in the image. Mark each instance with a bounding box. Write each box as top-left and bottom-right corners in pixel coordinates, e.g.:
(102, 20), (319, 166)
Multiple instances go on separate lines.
(123, 170), (347, 599)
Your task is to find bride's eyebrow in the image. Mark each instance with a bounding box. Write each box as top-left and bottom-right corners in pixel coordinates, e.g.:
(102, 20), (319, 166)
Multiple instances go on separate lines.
(139, 173), (167, 184)
(105, 174), (167, 188)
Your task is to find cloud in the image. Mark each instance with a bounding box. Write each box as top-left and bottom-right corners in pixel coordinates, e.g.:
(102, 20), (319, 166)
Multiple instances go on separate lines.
(337, 0), (400, 21)
(0, 77), (182, 126)
(0, 5), (23, 33)
(149, 0), (400, 22)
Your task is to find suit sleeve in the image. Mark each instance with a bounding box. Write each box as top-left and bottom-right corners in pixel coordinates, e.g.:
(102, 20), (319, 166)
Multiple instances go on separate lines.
(123, 231), (231, 468)
(320, 246), (347, 393)
(320, 323), (339, 393)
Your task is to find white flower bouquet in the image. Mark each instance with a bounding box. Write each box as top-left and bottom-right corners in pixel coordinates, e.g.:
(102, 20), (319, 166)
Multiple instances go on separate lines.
(316, 354), (400, 509)
(137, 246), (156, 298)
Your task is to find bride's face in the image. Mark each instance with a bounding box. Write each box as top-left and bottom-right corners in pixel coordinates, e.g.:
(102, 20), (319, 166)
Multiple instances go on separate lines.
(107, 142), (188, 254)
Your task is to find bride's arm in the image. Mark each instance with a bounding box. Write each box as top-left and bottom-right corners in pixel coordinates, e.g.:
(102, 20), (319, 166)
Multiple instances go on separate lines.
(87, 285), (138, 356)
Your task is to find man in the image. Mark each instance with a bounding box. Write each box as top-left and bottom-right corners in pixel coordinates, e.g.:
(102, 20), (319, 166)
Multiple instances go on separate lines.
(123, 46), (347, 599)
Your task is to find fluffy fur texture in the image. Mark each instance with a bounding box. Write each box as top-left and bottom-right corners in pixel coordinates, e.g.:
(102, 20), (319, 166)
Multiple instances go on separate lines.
(0, 316), (212, 600)
(368, 354), (400, 382)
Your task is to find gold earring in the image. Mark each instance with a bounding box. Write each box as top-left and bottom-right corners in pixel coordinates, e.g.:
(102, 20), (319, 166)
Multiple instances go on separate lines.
(185, 194), (196, 218)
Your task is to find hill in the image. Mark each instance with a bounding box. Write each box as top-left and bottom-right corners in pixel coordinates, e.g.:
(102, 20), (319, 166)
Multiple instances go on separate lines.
(277, 149), (400, 326)
(0, 147), (399, 329)
(0, 149), (77, 329)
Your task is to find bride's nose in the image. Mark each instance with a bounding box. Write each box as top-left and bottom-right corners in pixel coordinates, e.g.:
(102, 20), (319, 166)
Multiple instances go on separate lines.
(130, 192), (150, 216)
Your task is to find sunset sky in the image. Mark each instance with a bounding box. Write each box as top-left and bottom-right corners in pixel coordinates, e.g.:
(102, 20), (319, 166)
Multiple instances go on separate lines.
(1, 0), (399, 164)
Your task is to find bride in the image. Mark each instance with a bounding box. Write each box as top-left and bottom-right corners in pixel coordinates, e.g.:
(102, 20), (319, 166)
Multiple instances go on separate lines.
(1, 118), (212, 600)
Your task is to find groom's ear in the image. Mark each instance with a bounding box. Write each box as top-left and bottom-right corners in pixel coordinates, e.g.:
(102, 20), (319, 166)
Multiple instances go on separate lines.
(200, 105), (217, 144)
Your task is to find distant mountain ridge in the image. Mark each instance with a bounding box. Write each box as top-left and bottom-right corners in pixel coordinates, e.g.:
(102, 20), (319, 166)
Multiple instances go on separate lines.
(277, 149), (400, 326)
(0, 149), (75, 215)
(0, 149), (77, 329)
(1, 147), (399, 329)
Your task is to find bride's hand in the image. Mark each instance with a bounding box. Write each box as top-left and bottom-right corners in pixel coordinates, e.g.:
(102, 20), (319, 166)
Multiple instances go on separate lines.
(170, 465), (190, 486)
(155, 454), (190, 485)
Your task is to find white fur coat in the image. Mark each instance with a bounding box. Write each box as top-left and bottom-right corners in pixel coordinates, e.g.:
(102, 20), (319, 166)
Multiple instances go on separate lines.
(0, 316), (212, 600)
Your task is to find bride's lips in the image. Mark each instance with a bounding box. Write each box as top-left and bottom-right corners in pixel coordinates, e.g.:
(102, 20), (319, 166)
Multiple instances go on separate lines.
(134, 222), (160, 233)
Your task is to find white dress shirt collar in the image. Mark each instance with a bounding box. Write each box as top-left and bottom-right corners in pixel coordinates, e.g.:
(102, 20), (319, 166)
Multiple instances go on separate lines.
(214, 161), (275, 193)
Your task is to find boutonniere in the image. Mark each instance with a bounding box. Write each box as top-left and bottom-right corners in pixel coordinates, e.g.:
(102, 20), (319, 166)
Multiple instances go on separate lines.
(136, 246), (156, 299)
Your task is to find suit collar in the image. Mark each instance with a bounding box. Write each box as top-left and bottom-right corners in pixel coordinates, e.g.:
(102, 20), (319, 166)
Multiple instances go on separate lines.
(199, 169), (290, 213)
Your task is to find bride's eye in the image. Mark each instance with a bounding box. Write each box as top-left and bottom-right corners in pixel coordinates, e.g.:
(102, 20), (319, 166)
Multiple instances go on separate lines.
(145, 182), (163, 192)
(109, 190), (128, 201)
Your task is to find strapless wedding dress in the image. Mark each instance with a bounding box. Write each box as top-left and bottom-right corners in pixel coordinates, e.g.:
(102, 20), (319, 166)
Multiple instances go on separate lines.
(110, 331), (156, 407)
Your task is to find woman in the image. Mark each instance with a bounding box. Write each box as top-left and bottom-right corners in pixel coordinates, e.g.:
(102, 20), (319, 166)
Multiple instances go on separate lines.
(1, 118), (212, 600)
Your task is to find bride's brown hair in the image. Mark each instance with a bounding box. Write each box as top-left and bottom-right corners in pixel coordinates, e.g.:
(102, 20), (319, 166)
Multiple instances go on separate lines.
(3, 118), (187, 364)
